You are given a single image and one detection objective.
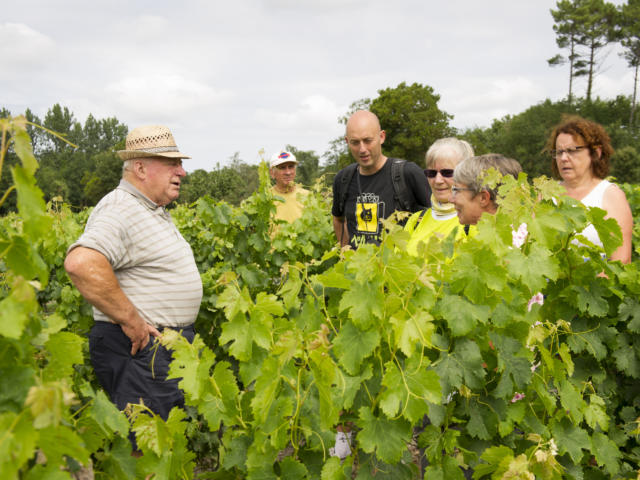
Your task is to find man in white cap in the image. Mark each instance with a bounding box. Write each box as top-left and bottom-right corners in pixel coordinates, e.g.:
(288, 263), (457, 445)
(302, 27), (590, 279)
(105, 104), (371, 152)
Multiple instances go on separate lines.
(64, 125), (202, 450)
(270, 149), (309, 223)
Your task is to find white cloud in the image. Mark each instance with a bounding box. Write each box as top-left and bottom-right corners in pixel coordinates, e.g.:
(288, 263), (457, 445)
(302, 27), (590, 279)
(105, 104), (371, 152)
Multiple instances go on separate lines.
(0, 23), (54, 73)
(443, 76), (547, 129)
(105, 74), (232, 122)
(254, 94), (344, 131)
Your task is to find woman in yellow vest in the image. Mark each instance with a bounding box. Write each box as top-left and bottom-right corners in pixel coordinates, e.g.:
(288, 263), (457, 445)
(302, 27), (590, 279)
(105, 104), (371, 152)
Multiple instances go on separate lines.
(404, 138), (474, 255)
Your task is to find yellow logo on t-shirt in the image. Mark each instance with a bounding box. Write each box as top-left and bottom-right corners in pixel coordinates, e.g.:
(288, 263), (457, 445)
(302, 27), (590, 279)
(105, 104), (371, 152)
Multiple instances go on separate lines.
(356, 202), (379, 233)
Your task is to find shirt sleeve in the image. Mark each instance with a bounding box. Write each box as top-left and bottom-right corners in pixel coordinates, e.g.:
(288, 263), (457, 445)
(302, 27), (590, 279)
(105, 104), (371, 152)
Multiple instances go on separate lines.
(68, 206), (130, 269)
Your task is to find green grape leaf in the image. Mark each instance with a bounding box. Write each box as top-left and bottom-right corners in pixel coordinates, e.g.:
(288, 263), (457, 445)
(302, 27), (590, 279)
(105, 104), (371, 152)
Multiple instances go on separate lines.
(0, 411), (37, 477)
(12, 165), (53, 240)
(43, 331), (84, 381)
(219, 315), (253, 361)
(0, 235), (49, 286)
(619, 298), (640, 333)
(589, 206), (622, 256)
(584, 394), (608, 431)
(558, 379), (586, 424)
(250, 357), (281, 424)
(279, 457), (308, 479)
(475, 445), (514, 478)
(309, 350), (340, 430)
(568, 283), (609, 317)
(390, 310), (434, 357)
(0, 277), (38, 339)
(467, 401), (492, 440)
(332, 321), (380, 375)
(357, 406), (411, 464)
(39, 424), (90, 468)
(320, 456), (348, 480)
(25, 382), (75, 429)
(164, 331), (215, 401)
(591, 431), (621, 475)
(612, 333), (640, 378)
(454, 339), (486, 389)
(436, 294), (490, 337)
(278, 267), (303, 311)
(216, 284), (251, 320)
(12, 124), (38, 175)
(91, 390), (130, 437)
(314, 266), (352, 289)
(98, 436), (138, 480)
(450, 246), (506, 303)
(505, 243), (560, 291)
(334, 364), (373, 411)
(338, 281), (383, 330)
(551, 418), (589, 463)
(254, 292), (284, 317)
(221, 434), (251, 472)
(0, 364), (35, 411)
(200, 361), (242, 431)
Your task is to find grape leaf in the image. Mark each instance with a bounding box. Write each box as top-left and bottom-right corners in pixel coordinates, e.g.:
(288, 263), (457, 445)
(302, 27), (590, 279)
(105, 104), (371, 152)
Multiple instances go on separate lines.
(357, 406), (411, 464)
(332, 321), (380, 375)
(551, 418), (589, 463)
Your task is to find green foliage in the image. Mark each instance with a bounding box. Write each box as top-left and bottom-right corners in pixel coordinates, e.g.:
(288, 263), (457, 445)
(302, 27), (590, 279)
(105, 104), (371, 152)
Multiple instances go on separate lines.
(548, 0), (620, 103)
(160, 172), (640, 478)
(2, 104), (127, 211)
(178, 154), (260, 206)
(4, 112), (640, 479)
(460, 96), (640, 182)
(369, 82), (455, 165)
(325, 82), (454, 170)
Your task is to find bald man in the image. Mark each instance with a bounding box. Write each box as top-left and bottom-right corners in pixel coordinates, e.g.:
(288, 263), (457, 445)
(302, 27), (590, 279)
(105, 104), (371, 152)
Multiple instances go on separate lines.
(332, 110), (430, 247)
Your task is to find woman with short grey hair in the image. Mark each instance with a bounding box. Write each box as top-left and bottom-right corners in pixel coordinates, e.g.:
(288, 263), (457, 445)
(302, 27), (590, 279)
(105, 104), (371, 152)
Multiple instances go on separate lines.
(404, 137), (474, 255)
(451, 154), (522, 226)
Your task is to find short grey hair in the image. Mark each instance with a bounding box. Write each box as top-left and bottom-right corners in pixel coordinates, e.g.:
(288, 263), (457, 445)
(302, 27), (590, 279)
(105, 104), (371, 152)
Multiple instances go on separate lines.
(425, 137), (475, 168)
(453, 154), (522, 202)
(122, 159), (134, 174)
(122, 158), (151, 175)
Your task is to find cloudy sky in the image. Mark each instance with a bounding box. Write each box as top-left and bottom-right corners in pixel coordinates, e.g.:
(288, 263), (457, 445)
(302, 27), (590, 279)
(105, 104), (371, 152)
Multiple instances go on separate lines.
(2, 0), (634, 171)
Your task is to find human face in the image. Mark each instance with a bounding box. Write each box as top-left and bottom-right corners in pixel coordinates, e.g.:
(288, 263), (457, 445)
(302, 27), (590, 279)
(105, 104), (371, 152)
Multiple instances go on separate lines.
(426, 156), (458, 204)
(271, 162), (297, 191)
(141, 157), (186, 206)
(345, 113), (386, 174)
(554, 133), (593, 184)
(451, 183), (484, 225)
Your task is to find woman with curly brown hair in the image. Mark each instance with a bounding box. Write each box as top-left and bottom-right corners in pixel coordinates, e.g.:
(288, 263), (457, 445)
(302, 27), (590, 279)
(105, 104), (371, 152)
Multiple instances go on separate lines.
(547, 116), (633, 263)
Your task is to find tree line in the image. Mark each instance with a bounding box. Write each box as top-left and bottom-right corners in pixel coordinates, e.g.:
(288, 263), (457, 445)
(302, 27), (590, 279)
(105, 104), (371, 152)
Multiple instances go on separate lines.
(4, 94), (638, 216)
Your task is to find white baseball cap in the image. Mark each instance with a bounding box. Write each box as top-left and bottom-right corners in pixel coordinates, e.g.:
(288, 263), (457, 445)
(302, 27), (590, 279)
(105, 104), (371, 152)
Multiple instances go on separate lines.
(270, 150), (297, 168)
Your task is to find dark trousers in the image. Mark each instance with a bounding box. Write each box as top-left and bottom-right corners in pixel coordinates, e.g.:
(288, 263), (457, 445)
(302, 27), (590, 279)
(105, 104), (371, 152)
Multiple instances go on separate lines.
(89, 321), (195, 422)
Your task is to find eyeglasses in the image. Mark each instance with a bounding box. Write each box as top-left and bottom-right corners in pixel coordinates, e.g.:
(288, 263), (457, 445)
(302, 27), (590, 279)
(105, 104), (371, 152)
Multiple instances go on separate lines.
(424, 168), (454, 178)
(450, 186), (475, 195)
(550, 145), (588, 159)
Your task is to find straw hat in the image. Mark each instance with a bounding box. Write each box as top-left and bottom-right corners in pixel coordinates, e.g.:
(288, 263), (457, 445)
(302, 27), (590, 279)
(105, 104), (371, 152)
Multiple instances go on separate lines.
(117, 125), (190, 160)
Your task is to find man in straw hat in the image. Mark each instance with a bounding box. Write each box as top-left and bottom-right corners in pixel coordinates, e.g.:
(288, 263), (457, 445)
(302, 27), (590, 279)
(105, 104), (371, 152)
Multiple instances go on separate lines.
(64, 125), (202, 450)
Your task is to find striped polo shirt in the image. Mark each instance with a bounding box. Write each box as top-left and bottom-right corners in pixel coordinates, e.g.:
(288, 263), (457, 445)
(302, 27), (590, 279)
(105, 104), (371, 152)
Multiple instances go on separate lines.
(69, 179), (203, 328)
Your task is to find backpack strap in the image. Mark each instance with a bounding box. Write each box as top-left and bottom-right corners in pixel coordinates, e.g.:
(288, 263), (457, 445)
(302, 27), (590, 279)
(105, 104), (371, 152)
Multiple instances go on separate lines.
(338, 163), (358, 216)
(390, 158), (413, 211)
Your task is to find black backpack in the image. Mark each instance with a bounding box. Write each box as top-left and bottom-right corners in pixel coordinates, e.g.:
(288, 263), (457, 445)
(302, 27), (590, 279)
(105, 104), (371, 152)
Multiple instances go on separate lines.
(336, 158), (419, 215)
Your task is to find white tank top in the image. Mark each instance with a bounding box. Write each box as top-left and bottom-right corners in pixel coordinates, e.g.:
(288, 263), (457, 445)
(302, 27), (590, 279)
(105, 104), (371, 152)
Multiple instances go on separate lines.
(579, 179), (612, 247)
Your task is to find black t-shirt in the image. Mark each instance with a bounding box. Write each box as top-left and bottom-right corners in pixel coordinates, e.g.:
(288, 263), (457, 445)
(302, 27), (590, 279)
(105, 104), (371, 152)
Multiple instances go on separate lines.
(332, 159), (429, 246)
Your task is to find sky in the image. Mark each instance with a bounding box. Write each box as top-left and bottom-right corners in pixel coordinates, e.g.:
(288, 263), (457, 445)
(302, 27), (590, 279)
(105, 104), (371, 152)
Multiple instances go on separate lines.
(1, 0), (635, 172)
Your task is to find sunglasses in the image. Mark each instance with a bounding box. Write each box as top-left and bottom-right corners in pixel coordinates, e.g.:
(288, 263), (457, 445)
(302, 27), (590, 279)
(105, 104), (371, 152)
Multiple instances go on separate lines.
(424, 169), (454, 178)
